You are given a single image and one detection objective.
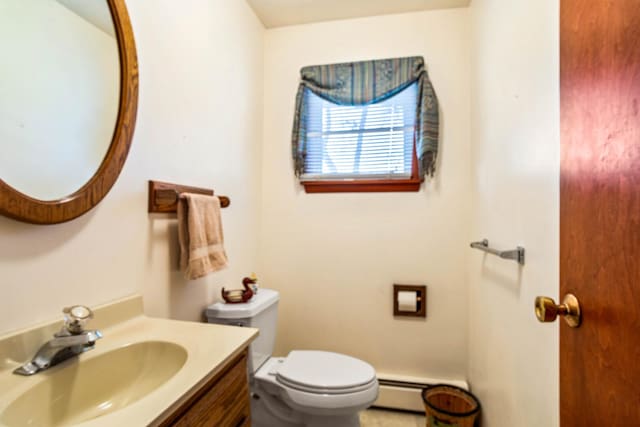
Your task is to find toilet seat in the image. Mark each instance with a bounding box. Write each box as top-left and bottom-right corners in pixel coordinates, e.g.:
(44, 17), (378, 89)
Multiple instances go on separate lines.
(277, 375), (378, 394)
(275, 350), (377, 395)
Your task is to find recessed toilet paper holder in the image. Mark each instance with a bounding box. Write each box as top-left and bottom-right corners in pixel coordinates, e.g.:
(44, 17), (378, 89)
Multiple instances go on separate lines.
(393, 284), (427, 318)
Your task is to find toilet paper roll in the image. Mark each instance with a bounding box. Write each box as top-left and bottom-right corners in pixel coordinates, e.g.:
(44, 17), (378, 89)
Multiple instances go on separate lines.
(397, 291), (417, 312)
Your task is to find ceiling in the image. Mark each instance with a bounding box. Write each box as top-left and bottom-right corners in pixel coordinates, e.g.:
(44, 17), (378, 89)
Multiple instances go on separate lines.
(246, 0), (471, 28)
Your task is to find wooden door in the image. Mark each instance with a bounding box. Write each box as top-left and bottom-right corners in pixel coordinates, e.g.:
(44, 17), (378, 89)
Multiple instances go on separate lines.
(560, 0), (640, 424)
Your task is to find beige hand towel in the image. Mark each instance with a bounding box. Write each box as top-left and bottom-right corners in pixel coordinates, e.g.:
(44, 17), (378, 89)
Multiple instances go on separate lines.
(178, 194), (228, 280)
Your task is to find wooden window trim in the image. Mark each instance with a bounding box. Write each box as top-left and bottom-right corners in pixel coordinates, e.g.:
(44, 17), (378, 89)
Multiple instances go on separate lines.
(301, 142), (423, 193)
(301, 178), (422, 193)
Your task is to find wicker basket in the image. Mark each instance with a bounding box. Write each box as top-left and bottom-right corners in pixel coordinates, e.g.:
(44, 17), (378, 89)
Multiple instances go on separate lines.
(422, 384), (481, 427)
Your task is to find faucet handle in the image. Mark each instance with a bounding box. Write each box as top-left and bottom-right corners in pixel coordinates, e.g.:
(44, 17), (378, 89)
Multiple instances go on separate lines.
(62, 305), (93, 334)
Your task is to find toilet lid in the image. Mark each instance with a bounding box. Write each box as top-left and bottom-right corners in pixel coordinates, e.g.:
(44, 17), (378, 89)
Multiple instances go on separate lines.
(276, 351), (376, 393)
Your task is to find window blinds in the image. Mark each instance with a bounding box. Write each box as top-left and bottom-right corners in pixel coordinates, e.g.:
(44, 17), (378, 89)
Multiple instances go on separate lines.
(301, 82), (418, 181)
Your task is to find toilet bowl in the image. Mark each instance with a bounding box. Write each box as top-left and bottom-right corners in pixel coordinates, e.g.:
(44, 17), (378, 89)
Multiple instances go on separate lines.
(205, 289), (379, 427)
(253, 352), (378, 426)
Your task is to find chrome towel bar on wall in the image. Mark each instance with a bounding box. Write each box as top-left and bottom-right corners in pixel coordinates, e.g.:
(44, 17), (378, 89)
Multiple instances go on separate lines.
(470, 239), (525, 265)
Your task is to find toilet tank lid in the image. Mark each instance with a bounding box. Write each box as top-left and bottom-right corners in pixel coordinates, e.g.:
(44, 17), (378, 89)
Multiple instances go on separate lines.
(205, 288), (279, 319)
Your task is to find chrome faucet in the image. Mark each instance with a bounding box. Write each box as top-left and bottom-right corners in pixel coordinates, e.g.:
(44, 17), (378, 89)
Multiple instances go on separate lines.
(14, 305), (102, 376)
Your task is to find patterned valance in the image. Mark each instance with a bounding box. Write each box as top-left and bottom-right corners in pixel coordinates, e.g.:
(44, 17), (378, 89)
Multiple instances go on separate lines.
(291, 56), (439, 177)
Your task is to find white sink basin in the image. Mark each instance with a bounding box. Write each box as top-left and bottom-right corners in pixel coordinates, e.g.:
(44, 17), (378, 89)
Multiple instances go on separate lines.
(1, 341), (187, 427)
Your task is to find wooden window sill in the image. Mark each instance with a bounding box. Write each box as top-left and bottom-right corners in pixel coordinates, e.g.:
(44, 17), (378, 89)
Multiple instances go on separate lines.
(301, 179), (422, 193)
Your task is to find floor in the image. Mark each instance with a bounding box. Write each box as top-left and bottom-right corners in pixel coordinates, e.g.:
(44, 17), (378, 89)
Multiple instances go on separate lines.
(360, 408), (426, 427)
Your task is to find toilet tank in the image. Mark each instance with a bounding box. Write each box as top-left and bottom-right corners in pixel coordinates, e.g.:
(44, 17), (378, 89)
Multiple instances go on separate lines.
(205, 288), (279, 373)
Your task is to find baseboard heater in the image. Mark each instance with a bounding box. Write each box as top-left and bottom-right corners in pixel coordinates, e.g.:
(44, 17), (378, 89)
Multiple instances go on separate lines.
(373, 374), (469, 413)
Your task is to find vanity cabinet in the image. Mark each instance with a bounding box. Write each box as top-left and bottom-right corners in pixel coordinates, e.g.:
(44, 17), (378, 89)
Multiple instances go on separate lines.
(154, 349), (251, 427)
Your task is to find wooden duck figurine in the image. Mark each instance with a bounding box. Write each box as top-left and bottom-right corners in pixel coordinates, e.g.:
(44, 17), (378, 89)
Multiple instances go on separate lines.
(221, 276), (256, 304)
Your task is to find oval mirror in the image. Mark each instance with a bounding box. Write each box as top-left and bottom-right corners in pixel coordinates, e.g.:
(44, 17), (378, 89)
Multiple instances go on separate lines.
(0, 0), (138, 224)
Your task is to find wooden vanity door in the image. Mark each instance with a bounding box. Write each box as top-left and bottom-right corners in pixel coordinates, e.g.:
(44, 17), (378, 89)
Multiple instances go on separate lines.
(152, 350), (251, 427)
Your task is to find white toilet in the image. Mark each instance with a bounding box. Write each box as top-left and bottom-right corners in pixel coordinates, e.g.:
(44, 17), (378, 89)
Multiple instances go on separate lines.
(205, 289), (379, 427)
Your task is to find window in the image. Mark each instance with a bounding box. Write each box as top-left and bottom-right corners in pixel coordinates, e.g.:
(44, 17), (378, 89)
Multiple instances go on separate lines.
(291, 57), (439, 193)
(300, 83), (421, 193)
(301, 83), (418, 186)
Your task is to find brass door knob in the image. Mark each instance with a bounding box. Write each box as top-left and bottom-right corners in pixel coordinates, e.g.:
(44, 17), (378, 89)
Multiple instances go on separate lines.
(535, 294), (581, 328)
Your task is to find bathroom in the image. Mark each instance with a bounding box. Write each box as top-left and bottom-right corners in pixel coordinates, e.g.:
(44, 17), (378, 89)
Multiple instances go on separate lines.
(1, 0), (638, 426)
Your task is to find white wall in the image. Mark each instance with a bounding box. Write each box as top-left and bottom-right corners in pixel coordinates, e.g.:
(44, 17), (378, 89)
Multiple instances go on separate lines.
(468, 0), (559, 426)
(260, 10), (471, 380)
(0, 0), (264, 335)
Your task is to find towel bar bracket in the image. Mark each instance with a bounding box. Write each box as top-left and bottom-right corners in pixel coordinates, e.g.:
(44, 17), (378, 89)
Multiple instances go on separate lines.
(470, 239), (525, 265)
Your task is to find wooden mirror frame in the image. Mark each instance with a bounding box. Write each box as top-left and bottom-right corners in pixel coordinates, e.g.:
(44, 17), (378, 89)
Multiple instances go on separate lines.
(0, 0), (138, 225)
